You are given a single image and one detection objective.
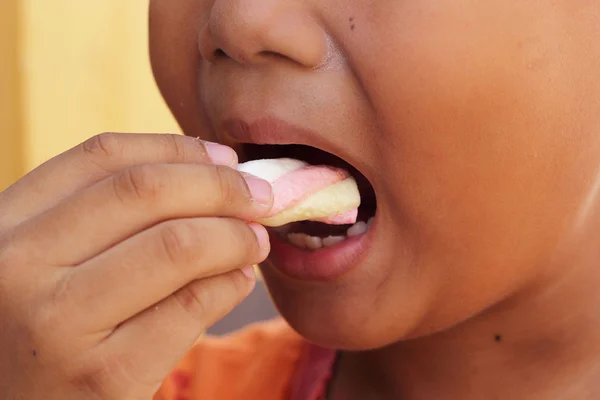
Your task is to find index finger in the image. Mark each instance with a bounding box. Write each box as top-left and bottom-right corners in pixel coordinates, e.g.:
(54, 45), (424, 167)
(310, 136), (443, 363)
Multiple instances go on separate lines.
(0, 133), (237, 226)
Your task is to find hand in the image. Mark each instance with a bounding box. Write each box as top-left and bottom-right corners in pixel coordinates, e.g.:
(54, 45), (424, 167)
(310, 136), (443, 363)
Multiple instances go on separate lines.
(0, 133), (272, 399)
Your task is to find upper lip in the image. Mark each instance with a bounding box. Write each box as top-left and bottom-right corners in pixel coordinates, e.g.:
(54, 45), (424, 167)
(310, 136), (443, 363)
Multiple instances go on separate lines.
(222, 117), (331, 149)
(220, 116), (362, 173)
(220, 116), (378, 209)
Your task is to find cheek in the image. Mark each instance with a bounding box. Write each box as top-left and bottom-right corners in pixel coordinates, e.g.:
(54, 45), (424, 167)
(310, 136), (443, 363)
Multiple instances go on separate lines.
(149, 0), (216, 140)
(345, 3), (598, 322)
(358, 3), (582, 233)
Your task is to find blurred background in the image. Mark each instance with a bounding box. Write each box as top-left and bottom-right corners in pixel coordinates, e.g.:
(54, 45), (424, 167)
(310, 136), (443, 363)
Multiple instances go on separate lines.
(0, 1), (277, 333)
(0, 1), (180, 191)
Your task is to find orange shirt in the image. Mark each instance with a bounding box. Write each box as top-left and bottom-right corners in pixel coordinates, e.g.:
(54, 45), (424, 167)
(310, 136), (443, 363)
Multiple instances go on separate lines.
(154, 319), (337, 400)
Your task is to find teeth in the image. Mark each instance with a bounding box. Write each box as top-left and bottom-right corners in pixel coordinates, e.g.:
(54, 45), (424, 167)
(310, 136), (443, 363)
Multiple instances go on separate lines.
(347, 221), (368, 237)
(283, 218), (374, 250)
(322, 235), (346, 247)
(288, 233), (307, 249)
(367, 217), (374, 227)
(305, 236), (323, 250)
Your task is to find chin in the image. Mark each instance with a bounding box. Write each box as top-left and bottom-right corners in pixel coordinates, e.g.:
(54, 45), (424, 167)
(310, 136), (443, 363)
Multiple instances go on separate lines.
(257, 238), (436, 350)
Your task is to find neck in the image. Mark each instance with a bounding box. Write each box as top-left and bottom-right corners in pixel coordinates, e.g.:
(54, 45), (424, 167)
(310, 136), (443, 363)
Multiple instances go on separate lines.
(334, 228), (600, 400)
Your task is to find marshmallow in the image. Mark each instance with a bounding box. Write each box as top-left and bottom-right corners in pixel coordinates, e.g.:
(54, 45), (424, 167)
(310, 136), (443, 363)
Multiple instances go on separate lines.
(237, 158), (361, 227)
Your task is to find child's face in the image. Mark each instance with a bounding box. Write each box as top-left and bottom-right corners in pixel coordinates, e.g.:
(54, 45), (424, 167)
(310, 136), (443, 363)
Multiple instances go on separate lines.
(150, 1), (600, 348)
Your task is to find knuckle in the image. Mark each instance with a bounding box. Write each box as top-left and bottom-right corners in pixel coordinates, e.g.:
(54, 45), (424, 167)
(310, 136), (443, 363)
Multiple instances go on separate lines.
(113, 165), (167, 205)
(174, 283), (210, 324)
(224, 268), (252, 298)
(82, 132), (123, 159)
(165, 133), (187, 160)
(157, 220), (200, 266)
(209, 165), (243, 206)
(225, 219), (259, 261)
(174, 268), (250, 327)
(243, 223), (262, 258)
(50, 272), (76, 323)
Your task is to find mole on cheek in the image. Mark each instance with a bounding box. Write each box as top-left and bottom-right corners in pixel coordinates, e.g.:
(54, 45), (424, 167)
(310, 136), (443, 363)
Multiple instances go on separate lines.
(494, 335), (502, 343)
(349, 17), (356, 31)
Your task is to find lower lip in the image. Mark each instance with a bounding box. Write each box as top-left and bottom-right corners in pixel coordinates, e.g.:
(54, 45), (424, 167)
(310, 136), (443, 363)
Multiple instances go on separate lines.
(265, 219), (376, 281)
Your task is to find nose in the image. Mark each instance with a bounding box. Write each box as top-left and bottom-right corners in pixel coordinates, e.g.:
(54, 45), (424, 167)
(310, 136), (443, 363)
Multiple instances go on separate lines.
(199, 0), (327, 68)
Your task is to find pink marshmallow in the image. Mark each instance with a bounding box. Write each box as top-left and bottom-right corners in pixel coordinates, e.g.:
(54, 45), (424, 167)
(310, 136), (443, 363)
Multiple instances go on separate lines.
(268, 165), (350, 216)
(313, 208), (358, 225)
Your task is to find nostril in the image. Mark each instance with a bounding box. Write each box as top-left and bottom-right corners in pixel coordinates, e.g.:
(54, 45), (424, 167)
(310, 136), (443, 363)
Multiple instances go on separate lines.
(214, 48), (227, 58)
(260, 51), (291, 63)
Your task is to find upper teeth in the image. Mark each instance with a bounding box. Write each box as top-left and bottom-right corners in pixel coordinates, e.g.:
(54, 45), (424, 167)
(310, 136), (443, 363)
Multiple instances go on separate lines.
(347, 221), (368, 237)
(283, 217), (374, 250)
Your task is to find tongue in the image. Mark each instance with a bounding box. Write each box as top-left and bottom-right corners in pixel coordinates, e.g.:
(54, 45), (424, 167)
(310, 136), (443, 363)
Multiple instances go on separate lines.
(237, 158), (361, 227)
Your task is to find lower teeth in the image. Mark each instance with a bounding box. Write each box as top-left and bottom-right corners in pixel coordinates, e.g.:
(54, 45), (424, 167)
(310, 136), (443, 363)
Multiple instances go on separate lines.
(282, 217), (374, 250)
(322, 235), (345, 247)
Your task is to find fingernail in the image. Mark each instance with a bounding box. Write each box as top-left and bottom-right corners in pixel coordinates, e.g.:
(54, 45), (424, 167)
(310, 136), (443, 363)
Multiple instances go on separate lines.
(248, 223), (270, 253)
(241, 265), (256, 280)
(242, 174), (273, 205)
(203, 141), (238, 166)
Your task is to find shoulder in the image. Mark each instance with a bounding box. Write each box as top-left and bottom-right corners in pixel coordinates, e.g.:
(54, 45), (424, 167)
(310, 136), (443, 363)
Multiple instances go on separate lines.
(155, 319), (308, 400)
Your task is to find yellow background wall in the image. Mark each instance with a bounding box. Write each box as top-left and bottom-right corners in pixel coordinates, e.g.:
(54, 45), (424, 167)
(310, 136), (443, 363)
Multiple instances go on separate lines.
(1, 1), (179, 190)
(0, 0), (24, 189)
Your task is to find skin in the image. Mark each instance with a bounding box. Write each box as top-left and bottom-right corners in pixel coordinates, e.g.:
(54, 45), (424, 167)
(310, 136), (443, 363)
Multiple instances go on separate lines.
(149, 0), (600, 399)
(0, 1), (598, 399)
(0, 134), (273, 399)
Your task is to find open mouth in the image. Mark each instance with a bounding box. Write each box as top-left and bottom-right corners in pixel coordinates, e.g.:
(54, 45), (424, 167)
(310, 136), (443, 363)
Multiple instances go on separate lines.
(241, 143), (377, 251)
